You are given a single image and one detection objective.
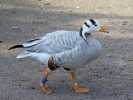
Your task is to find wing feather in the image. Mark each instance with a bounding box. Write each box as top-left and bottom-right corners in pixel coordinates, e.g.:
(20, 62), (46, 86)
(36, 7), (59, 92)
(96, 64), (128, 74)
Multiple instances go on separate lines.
(50, 39), (88, 69)
(22, 30), (82, 54)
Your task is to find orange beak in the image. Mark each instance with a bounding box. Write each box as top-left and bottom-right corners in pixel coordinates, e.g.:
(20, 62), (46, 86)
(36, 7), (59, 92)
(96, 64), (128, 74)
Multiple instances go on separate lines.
(99, 26), (109, 33)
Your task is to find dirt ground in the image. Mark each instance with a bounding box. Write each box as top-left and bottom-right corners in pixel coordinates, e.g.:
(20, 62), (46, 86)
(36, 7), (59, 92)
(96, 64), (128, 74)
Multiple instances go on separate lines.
(0, 0), (133, 100)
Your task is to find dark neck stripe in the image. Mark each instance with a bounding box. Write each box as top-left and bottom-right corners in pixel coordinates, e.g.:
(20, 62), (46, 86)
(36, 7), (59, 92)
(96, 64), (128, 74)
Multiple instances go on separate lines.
(79, 27), (90, 44)
(79, 27), (91, 37)
(79, 27), (83, 37)
(84, 22), (90, 28)
(90, 19), (97, 26)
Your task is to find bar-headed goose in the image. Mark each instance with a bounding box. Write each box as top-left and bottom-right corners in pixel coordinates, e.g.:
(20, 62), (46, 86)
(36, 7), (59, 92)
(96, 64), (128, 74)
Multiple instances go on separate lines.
(9, 19), (109, 93)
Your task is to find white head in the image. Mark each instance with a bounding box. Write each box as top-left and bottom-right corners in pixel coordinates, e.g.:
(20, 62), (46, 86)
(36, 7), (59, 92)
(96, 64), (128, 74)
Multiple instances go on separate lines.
(80, 19), (109, 39)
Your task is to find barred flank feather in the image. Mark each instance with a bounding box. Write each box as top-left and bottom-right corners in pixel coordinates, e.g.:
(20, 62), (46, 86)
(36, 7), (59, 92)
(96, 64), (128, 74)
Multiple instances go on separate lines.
(48, 56), (59, 70)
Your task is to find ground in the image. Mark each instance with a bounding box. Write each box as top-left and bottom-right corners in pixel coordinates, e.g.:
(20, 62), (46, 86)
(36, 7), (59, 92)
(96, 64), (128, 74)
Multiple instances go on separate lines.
(0, 0), (133, 100)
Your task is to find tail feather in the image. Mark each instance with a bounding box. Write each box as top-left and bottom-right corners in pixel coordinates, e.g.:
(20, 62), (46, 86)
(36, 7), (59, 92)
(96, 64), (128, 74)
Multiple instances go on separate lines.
(16, 51), (31, 58)
(8, 45), (23, 50)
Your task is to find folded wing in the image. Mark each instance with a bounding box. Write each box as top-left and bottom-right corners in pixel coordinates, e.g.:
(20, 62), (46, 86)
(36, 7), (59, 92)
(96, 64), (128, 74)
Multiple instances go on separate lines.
(23, 30), (81, 54)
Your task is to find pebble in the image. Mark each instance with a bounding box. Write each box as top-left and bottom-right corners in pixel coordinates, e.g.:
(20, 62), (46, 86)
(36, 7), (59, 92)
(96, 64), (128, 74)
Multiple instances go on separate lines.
(122, 21), (127, 25)
(95, 9), (99, 12)
(31, 86), (35, 89)
(41, 5), (44, 8)
(40, 12), (44, 15)
(44, 3), (51, 5)
(128, 7), (130, 10)
(110, 4), (113, 7)
(128, 59), (133, 61)
(12, 26), (22, 29)
(15, 91), (19, 93)
(76, 6), (80, 9)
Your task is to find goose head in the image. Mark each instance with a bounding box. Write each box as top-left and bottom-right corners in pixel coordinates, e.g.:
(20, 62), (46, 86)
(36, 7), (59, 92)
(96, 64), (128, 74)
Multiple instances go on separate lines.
(80, 19), (109, 39)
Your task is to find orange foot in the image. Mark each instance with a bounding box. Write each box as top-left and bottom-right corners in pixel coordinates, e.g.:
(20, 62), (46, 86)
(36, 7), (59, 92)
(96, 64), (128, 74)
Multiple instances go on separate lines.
(40, 82), (53, 94)
(74, 86), (90, 93)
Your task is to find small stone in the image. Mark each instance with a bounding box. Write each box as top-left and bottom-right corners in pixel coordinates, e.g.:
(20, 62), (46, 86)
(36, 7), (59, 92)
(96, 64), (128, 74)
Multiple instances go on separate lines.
(15, 91), (19, 93)
(53, 27), (57, 29)
(76, 6), (80, 9)
(12, 26), (22, 29)
(128, 59), (133, 61)
(31, 86), (35, 89)
(128, 7), (131, 10)
(44, 3), (51, 5)
(34, 34), (38, 36)
(110, 4), (113, 7)
(110, 50), (114, 51)
(122, 23), (126, 25)
(18, 84), (21, 86)
(123, 21), (127, 23)
(122, 21), (127, 25)
(95, 9), (99, 12)
(119, 68), (124, 70)
(11, 11), (16, 14)
(40, 12), (44, 15)
(41, 5), (44, 8)
(60, 11), (64, 13)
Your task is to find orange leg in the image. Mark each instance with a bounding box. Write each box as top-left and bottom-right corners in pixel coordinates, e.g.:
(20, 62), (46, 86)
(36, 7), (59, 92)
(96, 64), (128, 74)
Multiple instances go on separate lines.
(40, 68), (53, 94)
(71, 72), (90, 93)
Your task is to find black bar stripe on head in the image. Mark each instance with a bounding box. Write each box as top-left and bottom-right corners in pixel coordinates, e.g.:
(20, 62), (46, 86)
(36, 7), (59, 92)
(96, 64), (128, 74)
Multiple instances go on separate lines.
(84, 22), (90, 28)
(90, 19), (97, 26)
